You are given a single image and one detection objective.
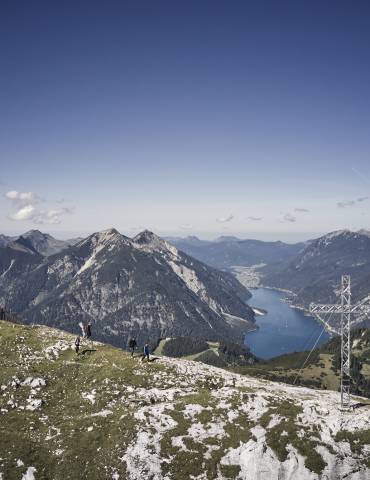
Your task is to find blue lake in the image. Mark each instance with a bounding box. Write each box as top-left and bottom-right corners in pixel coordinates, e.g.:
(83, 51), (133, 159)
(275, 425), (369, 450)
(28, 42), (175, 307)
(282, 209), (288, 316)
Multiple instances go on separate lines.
(244, 288), (331, 359)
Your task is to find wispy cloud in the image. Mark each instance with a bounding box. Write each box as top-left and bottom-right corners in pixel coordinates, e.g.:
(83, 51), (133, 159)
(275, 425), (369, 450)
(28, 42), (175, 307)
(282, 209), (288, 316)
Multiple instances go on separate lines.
(337, 200), (356, 208)
(247, 216), (263, 221)
(32, 207), (74, 225)
(294, 208), (309, 213)
(9, 206), (74, 225)
(280, 213), (296, 223)
(5, 189), (74, 224)
(216, 214), (234, 223)
(337, 197), (368, 208)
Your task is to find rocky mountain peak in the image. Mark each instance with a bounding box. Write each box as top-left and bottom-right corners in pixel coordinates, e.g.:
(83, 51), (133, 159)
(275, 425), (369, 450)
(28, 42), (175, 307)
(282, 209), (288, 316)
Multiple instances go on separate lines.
(79, 228), (122, 248)
(313, 229), (369, 249)
(98, 227), (120, 238)
(133, 230), (178, 257)
(23, 229), (53, 240)
(133, 230), (159, 244)
(17, 230), (81, 256)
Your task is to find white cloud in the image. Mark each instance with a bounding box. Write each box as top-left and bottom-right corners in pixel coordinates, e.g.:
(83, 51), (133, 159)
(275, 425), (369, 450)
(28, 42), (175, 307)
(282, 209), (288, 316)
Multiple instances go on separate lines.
(5, 190), (42, 207)
(294, 208), (310, 213)
(9, 205), (36, 221)
(9, 206), (73, 224)
(247, 216), (263, 221)
(216, 214), (234, 223)
(5, 189), (74, 225)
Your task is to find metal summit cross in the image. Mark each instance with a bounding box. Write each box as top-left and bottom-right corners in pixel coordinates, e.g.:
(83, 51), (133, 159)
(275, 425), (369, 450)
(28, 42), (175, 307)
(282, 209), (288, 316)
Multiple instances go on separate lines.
(310, 275), (370, 409)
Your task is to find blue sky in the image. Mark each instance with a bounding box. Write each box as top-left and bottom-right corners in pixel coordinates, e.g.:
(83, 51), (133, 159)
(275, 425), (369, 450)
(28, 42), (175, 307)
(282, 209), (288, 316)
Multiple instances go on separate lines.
(1, 1), (370, 241)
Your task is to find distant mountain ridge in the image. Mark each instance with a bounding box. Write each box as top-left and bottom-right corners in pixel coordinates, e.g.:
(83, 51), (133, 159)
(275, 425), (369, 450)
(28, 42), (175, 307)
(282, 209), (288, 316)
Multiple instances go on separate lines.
(261, 230), (370, 327)
(168, 235), (306, 270)
(261, 230), (370, 326)
(0, 228), (255, 346)
(0, 230), (81, 256)
(168, 230), (370, 329)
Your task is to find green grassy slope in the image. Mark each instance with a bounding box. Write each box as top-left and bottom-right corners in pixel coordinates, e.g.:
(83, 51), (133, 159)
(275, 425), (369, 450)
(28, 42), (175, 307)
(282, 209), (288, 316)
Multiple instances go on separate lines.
(1, 320), (369, 480)
(0, 321), (154, 479)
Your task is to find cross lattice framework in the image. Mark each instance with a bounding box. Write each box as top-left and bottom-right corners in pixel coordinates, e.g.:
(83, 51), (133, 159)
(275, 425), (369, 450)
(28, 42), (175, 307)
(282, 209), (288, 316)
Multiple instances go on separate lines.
(310, 275), (370, 409)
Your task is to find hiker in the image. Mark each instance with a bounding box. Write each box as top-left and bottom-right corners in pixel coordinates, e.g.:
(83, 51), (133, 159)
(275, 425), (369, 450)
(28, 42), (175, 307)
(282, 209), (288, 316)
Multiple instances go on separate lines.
(75, 336), (81, 355)
(142, 343), (150, 362)
(128, 338), (137, 356)
(86, 322), (92, 340)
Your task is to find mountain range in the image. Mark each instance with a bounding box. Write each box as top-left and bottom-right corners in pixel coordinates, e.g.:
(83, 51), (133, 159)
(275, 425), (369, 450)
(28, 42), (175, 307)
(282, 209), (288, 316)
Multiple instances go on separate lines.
(2, 227), (370, 341)
(0, 229), (255, 346)
(168, 235), (306, 270)
(169, 230), (370, 327)
(262, 230), (370, 319)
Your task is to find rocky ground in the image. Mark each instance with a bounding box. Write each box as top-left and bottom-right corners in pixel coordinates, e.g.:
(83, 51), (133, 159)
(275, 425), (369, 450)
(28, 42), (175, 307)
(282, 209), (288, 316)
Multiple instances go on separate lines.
(0, 320), (369, 480)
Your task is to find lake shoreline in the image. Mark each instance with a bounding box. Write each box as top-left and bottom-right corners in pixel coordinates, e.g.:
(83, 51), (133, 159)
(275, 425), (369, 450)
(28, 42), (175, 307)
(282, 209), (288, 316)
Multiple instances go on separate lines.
(232, 266), (337, 337)
(258, 284), (338, 336)
(250, 306), (268, 316)
(244, 288), (331, 359)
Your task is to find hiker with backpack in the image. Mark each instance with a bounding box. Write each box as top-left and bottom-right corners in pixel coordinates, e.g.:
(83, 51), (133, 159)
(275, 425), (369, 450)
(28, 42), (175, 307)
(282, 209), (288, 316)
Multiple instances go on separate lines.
(141, 343), (150, 362)
(128, 338), (137, 357)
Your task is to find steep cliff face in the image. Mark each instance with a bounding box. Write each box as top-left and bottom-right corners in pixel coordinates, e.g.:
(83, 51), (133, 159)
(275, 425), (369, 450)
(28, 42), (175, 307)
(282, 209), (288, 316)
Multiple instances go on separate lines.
(0, 320), (369, 480)
(0, 229), (255, 346)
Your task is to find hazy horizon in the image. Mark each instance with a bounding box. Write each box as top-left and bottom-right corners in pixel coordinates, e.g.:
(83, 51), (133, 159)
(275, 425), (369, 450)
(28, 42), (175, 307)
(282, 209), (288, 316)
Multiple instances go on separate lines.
(0, 225), (356, 244)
